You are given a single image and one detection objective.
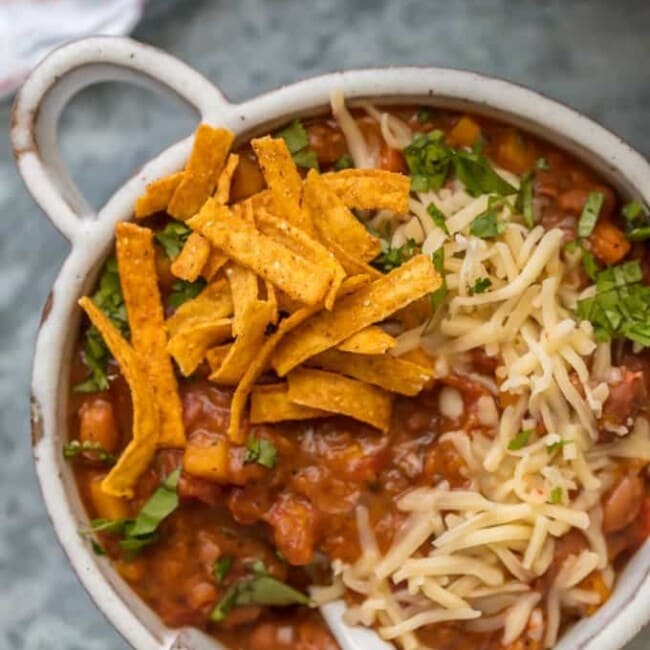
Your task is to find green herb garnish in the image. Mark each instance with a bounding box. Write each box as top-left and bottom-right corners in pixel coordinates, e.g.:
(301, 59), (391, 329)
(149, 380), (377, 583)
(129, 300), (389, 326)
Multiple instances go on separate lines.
(244, 436), (278, 469)
(536, 157), (550, 171)
(622, 200), (650, 242)
(416, 108), (432, 124)
(470, 201), (506, 239)
(333, 153), (354, 170)
(453, 150), (517, 197)
(515, 171), (535, 228)
(546, 440), (568, 454)
(74, 257), (128, 393)
(404, 130), (453, 192)
(210, 561), (310, 622)
(577, 192), (604, 238)
(471, 277), (492, 295)
(549, 487), (563, 504)
(128, 468), (181, 537)
(85, 469), (181, 559)
(168, 279), (206, 309)
(213, 557), (234, 585)
(576, 260), (650, 346)
(275, 119), (319, 170)
(508, 429), (533, 451)
(430, 248), (448, 310)
(63, 440), (116, 465)
(427, 203), (449, 235)
(404, 131), (516, 197)
(581, 249), (600, 281)
(155, 222), (192, 259)
(372, 239), (419, 273)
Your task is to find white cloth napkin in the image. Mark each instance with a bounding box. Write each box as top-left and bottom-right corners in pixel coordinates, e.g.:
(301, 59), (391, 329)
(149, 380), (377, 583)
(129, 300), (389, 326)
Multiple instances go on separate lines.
(0, 0), (144, 99)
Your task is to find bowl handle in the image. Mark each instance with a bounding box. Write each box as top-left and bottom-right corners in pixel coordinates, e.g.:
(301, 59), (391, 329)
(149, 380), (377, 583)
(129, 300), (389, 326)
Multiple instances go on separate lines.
(11, 36), (229, 242)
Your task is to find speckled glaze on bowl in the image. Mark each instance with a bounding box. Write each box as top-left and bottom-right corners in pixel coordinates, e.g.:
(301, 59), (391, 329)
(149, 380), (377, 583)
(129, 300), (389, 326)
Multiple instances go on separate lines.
(10, 36), (650, 650)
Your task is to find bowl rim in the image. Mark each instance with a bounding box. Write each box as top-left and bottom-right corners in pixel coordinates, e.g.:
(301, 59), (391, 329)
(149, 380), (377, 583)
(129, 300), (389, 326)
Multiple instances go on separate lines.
(14, 36), (650, 650)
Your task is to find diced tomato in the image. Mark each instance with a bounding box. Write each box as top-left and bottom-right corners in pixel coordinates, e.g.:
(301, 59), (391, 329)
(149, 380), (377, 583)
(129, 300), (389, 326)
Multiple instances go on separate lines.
(265, 494), (317, 566)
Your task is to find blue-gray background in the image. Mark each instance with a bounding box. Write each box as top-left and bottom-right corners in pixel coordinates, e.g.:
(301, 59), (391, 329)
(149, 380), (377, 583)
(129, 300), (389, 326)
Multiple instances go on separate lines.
(1, 0), (649, 648)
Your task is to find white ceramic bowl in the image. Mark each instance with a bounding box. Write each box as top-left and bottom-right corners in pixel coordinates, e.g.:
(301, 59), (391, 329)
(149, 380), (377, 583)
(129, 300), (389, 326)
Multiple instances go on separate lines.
(11, 36), (650, 650)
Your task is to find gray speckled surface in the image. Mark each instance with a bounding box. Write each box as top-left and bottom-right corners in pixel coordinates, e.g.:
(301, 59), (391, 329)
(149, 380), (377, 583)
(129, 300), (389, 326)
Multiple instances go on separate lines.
(1, 1), (649, 648)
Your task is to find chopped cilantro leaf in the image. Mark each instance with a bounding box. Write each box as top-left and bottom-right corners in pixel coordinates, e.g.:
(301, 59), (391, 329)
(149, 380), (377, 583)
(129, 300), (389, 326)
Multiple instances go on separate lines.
(404, 130), (453, 192)
(291, 148), (319, 170)
(515, 171), (535, 228)
(623, 200), (644, 221)
(427, 203), (449, 235)
(549, 487), (563, 504)
(430, 248), (448, 310)
(470, 203), (506, 239)
(453, 150), (517, 197)
(275, 119), (319, 170)
(213, 556), (234, 585)
(155, 222), (192, 259)
(372, 239), (419, 273)
(63, 440), (116, 465)
(244, 436), (278, 469)
(275, 119), (309, 154)
(577, 192), (604, 238)
(333, 153), (354, 170)
(211, 572), (310, 622)
(577, 260), (650, 346)
(84, 469), (181, 559)
(91, 540), (107, 556)
(536, 157), (550, 171)
(74, 257), (128, 393)
(546, 440), (568, 454)
(168, 279), (206, 310)
(581, 249), (600, 281)
(508, 429), (533, 451)
(471, 277), (492, 295)
(417, 108), (433, 124)
(622, 200), (650, 242)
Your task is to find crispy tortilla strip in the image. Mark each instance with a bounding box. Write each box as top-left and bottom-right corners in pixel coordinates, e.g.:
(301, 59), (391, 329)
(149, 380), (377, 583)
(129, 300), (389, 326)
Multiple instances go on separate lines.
(214, 153), (240, 204)
(228, 305), (318, 443)
(167, 319), (232, 376)
(322, 169), (410, 213)
(264, 281), (279, 325)
(255, 207), (345, 310)
(250, 383), (330, 423)
(78, 297), (159, 498)
(205, 344), (233, 373)
(308, 349), (433, 396)
(287, 367), (393, 431)
(272, 255), (439, 376)
(171, 231), (211, 282)
(338, 274), (372, 295)
(201, 250), (228, 281)
(188, 198), (332, 306)
(338, 326), (396, 355)
(168, 125), (235, 220)
(400, 347), (436, 390)
(209, 300), (275, 384)
(226, 263), (260, 336)
(327, 240), (382, 279)
(251, 137), (312, 233)
(134, 172), (184, 219)
(166, 278), (233, 336)
(115, 223), (185, 448)
(303, 170), (381, 263)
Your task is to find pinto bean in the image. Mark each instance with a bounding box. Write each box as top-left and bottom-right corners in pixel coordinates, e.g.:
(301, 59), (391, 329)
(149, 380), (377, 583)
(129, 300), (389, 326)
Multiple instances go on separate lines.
(601, 369), (646, 430)
(602, 475), (644, 533)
